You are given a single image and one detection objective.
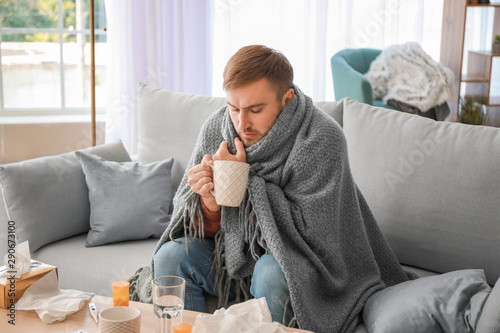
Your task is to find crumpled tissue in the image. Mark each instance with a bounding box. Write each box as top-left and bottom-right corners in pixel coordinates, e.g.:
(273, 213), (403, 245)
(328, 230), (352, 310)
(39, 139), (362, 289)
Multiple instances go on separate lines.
(192, 297), (297, 333)
(15, 269), (94, 324)
(2, 240), (32, 278)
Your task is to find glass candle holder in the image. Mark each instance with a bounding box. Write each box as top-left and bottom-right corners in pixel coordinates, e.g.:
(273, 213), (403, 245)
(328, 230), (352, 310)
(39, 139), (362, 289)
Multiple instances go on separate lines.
(173, 323), (193, 333)
(112, 280), (130, 307)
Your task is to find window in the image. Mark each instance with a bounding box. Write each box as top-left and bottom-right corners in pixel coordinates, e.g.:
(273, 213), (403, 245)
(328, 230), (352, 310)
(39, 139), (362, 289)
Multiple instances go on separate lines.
(0, 0), (107, 116)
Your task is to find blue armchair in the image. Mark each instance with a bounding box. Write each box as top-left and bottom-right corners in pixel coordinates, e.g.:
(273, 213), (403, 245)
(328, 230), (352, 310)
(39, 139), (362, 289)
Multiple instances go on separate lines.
(330, 48), (396, 110)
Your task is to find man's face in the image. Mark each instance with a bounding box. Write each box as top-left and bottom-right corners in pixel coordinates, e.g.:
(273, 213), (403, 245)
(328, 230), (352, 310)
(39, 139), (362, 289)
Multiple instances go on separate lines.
(227, 78), (293, 147)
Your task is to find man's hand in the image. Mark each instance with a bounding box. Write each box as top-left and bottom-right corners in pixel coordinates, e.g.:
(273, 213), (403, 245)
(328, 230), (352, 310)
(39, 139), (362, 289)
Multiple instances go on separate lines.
(187, 154), (220, 212)
(187, 138), (246, 213)
(213, 137), (246, 162)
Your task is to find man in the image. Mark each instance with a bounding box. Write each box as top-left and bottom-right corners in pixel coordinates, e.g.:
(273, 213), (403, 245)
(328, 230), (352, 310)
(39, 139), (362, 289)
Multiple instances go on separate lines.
(134, 45), (410, 333)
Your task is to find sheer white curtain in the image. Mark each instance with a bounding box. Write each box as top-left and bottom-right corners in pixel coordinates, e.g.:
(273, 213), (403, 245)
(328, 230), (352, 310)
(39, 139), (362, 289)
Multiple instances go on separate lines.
(104, 0), (446, 152)
(211, 0), (444, 101)
(104, 0), (212, 154)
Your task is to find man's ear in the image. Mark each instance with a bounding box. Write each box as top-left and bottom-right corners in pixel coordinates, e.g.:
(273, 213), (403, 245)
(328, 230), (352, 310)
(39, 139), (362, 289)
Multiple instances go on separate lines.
(282, 88), (295, 106)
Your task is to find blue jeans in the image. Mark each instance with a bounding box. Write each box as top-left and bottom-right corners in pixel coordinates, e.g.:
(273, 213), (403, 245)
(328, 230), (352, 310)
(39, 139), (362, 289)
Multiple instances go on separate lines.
(153, 237), (293, 324)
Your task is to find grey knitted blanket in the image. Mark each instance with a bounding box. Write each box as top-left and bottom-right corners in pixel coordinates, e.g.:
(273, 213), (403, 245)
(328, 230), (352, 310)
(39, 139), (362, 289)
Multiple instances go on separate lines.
(129, 86), (410, 333)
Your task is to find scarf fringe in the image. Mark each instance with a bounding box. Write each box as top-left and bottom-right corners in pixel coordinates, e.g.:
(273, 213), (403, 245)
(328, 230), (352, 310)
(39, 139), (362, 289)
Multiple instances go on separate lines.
(209, 222), (226, 308)
(168, 191), (205, 255)
(239, 190), (267, 261)
(209, 222), (236, 309)
(128, 266), (144, 302)
(207, 192), (265, 309)
(284, 295), (301, 328)
(287, 317), (299, 329)
(127, 265), (153, 303)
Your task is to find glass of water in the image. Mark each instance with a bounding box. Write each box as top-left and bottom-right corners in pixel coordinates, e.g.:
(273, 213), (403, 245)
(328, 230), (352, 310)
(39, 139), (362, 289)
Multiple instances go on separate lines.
(152, 276), (186, 333)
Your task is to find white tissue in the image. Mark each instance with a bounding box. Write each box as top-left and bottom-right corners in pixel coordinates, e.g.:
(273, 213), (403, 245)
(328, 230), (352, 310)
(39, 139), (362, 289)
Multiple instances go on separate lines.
(15, 270), (94, 324)
(193, 298), (294, 333)
(2, 240), (31, 278)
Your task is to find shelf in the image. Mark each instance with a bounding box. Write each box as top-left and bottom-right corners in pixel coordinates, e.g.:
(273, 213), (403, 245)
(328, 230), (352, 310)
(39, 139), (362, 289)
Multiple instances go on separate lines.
(490, 96), (500, 106)
(461, 74), (489, 82)
(454, 0), (500, 123)
(466, 4), (500, 8)
(469, 50), (500, 57)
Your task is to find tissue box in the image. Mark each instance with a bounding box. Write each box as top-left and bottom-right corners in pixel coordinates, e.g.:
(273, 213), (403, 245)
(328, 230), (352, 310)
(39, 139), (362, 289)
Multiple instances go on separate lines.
(0, 262), (58, 309)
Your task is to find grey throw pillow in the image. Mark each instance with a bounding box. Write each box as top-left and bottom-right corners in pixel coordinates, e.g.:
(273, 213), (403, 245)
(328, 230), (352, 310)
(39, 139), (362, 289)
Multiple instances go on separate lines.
(476, 277), (500, 333)
(0, 141), (131, 253)
(75, 151), (173, 247)
(363, 269), (492, 333)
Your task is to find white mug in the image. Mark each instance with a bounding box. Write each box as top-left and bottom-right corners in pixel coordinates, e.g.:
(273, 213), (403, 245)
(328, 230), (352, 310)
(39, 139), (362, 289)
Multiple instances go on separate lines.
(208, 160), (250, 207)
(99, 306), (141, 333)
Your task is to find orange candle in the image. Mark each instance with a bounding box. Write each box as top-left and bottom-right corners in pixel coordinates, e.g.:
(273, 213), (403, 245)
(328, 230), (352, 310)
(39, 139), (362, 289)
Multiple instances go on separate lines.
(112, 281), (130, 307)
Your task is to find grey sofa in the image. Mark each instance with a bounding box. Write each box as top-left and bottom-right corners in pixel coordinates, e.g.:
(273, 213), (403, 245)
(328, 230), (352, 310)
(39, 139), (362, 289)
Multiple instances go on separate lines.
(1, 83), (499, 332)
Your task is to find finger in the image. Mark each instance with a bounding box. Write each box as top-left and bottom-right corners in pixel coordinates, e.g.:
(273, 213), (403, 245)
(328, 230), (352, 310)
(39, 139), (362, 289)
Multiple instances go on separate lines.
(190, 176), (213, 194)
(188, 170), (212, 185)
(234, 137), (246, 162)
(192, 176), (214, 198)
(199, 181), (215, 198)
(213, 141), (229, 160)
(201, 154), (214, 165)
(187, 163), (210, 178)
(217, 141), (229, 155)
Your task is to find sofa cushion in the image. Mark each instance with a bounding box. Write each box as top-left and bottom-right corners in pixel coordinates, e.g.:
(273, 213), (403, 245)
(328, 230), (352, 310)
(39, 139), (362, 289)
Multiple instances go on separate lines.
(137, 84), (226, 193)
(76, 152), (174, 247)
(363, 269), (491, 333)
(311, 100), (344, 127)
(0, 141), (131, 253)
(31, 233), (158, 296)
(342, 98), (500, 285)
(136, 84), (342, 193)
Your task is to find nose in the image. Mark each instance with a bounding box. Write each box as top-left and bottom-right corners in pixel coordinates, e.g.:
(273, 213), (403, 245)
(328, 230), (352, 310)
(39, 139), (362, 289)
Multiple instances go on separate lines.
(239, 110), (251, 130)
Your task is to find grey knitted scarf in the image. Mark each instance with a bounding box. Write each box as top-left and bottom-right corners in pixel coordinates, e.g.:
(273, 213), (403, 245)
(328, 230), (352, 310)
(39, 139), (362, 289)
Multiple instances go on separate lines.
(129, 86), (410, 333)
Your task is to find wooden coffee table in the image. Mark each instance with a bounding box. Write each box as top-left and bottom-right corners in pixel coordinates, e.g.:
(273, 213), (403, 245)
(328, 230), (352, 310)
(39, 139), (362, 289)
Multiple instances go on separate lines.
(0, 295), (311, 332)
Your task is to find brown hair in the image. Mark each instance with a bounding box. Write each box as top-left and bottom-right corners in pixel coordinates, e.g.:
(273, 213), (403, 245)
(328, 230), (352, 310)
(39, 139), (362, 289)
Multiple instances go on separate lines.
(223, 45), (294, 99)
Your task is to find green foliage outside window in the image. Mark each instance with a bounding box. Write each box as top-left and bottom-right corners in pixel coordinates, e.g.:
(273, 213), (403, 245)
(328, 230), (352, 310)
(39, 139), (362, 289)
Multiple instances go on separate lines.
(0, 0), (105, 42)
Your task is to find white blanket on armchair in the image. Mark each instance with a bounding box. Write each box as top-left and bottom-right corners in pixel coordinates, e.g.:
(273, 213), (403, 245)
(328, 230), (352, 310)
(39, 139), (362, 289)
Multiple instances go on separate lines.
(365, 42), (455, 112)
